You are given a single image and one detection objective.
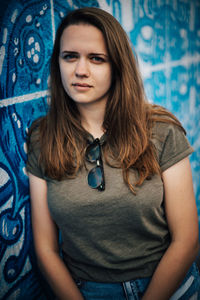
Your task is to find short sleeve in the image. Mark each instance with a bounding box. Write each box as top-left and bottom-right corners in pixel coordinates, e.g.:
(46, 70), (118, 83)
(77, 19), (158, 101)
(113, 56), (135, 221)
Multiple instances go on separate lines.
(151, 121), (194, 172)
(26, 129), (44, 179)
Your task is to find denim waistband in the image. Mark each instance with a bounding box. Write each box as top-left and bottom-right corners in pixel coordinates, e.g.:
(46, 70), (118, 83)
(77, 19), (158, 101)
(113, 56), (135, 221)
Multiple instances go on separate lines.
(75, 263), (200, 300)
(122, 263), (199, 300)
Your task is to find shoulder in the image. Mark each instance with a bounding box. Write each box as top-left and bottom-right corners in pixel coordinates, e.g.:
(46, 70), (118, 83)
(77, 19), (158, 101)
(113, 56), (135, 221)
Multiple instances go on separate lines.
(151, 119), (193, 172)
(26, 118), (45, 178)
(147, 104), (186, 141)
(152, 119), (184, 142)
(27, 117), (44, 151)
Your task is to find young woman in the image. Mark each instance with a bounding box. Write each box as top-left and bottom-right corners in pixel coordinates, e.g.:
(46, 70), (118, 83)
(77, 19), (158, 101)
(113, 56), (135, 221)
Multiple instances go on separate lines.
(26, 7), (200, 300)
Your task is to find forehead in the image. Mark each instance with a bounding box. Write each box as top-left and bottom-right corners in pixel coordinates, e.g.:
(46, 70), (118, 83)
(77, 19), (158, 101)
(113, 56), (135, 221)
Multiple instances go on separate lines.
(60, 24), (107, 52)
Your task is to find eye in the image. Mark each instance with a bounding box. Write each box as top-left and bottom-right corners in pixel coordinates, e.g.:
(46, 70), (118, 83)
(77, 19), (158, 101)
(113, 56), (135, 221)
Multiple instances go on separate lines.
(90, 56), (105, 63)
(61, 53), (78, 61)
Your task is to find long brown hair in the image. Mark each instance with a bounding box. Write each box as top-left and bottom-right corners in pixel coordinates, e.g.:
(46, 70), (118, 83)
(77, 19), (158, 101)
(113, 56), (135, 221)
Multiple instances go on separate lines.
(29, 7), (184, 193)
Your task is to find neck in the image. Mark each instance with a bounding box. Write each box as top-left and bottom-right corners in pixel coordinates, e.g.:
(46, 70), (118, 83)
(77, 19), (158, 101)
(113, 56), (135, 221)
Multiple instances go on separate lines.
(77, 102), (106, 138)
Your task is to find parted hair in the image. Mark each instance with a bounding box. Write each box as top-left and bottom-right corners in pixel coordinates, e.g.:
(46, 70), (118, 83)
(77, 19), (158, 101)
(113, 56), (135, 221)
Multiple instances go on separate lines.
(28, 7), (184, 193)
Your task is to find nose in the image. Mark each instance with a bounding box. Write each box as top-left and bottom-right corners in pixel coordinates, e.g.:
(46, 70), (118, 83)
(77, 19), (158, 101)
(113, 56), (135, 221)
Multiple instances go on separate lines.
(75, 57), (89, 78)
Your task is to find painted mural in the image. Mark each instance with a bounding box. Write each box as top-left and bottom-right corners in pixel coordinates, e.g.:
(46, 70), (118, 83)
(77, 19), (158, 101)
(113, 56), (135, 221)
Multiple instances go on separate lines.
(0, 0), (199, 299)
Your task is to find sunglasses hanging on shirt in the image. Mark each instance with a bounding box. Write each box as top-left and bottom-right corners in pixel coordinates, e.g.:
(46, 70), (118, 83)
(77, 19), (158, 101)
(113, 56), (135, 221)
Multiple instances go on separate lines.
(85, 138), (105, 191)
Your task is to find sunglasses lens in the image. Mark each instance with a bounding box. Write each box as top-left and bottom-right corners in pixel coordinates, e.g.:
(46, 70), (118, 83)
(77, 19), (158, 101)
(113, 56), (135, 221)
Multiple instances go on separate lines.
(88, 166), (104, 189)
(86, 143), (100, 162)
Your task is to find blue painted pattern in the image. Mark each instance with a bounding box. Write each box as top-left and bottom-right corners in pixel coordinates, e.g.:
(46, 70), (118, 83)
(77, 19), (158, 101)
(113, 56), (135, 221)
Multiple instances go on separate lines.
(0, 0), (199, 299)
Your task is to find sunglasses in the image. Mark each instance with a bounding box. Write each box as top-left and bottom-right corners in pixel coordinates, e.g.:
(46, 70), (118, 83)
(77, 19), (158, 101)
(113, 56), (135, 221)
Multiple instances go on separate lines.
(85, 138), (105, 191)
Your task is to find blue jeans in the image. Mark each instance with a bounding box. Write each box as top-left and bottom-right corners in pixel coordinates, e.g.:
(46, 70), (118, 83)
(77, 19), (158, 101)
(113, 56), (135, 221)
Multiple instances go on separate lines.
(75, 263), (200, 300)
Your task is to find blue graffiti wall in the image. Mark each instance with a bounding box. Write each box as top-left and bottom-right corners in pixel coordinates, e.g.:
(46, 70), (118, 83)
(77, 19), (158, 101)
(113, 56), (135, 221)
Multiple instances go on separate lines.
(0, 0), (199, 299)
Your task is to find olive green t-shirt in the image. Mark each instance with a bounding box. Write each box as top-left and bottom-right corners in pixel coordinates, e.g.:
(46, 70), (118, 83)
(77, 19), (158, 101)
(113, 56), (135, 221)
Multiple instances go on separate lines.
(26, 121), (193, 282)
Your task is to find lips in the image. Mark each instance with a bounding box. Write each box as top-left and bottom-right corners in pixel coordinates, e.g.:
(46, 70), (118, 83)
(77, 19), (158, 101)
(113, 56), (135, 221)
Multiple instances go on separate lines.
(72, 83), (92, 87)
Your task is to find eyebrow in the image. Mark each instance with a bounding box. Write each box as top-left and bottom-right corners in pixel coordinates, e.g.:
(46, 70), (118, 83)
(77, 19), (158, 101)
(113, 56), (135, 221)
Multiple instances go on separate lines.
(60, 50), (108, 57)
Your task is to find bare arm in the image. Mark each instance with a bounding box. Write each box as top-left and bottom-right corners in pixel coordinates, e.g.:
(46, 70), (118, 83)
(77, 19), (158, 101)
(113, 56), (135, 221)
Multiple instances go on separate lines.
(142, 157), (199, 300)
(29, 173), (84, 300)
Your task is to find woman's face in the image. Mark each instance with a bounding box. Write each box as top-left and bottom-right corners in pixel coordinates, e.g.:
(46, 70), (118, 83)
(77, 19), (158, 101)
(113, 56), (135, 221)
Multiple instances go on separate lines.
(59, 24), (112, 109)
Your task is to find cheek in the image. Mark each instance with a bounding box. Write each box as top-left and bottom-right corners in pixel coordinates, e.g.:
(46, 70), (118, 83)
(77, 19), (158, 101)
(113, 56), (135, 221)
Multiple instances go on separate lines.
(104, 68), (112, 88)
(60, 67), (70, 88)
(96, 67), (111, 85)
